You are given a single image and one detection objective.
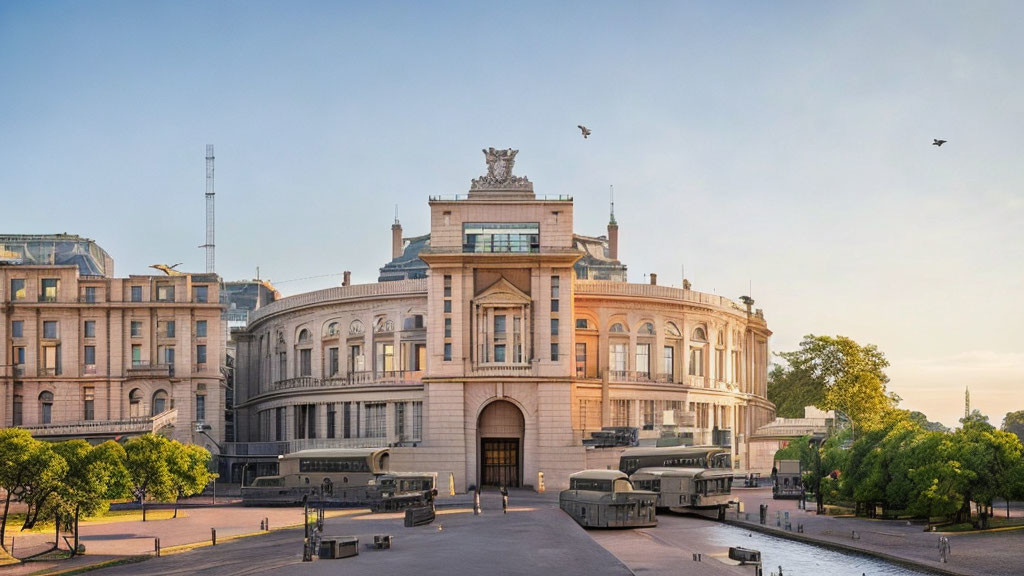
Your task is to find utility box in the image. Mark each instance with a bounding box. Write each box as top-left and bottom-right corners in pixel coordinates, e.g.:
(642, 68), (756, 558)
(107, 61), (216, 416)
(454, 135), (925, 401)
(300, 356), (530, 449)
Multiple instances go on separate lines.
(373, 534), (392, 549)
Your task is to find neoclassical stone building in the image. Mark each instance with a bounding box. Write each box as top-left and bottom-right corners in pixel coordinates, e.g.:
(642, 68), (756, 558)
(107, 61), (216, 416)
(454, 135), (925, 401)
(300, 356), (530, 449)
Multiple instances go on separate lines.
(0, 253), (226, 450)
(232, 149), (774, 489)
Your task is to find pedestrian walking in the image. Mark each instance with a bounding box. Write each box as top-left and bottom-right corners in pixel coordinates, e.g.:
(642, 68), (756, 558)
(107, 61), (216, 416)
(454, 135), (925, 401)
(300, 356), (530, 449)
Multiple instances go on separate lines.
(473, 487), (482, 515)
(938, 535), (951, 563)
(501, 485), (509, 514)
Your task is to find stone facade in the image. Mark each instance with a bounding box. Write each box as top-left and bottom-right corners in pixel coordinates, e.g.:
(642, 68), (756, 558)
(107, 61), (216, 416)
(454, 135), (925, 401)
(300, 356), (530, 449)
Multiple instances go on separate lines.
(231, 151), (775, 489)
(0, 266), (226, 450)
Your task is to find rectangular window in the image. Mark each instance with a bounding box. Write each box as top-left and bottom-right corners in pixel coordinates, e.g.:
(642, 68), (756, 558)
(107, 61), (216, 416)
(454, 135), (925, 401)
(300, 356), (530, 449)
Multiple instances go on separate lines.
(299, 349), (311, 376)
(294, 405), (306, 439)
(275, 407), (285, 441)
(716, 349), (725, 381)
(551, 299), (559, 312)
(636, 343), (650, 376)
(161, 346), (175, 366)
(196, 344), (207, 364)
(84, 345), (96, 366)
(156, 285), (174, 302)
(413, 344), (426, 371)
(343, 402), (352, 439)
(130, 321), (142, 338)
(462, 222), (540, 253)
(83, 387), (95, 421)
(12, 320), (23, 338)
(12, 395), (22, 426)
(494, 344), (506, 363)
(412, 401), (423, 440)
(43, 345), (61, 375)
(395, 402), (407, 441)
(14, 347), (25, 373)
(196, 395), (206, 422)
(551, 318), (559, 335)
(43, 321), (58, 339)
(443, 275), (452, 297)
(84, 286), (97, 303)
(327, 403), (336, 438)
(165, 321), (175, 338)
(551, 343), (559, 361)
(443, 300), (452, 313)
(193, 285), (208, 303)
(494, 315), (506, 334)
(329, 347), (339, 376)
(610, 343), (627, 372)
(663, 346), (675, 378)
(132, 344), (142, 366)
(375, 342), (394, 374)
(576, 318), (589, 329)
(349, 345), (363, 372)
(84, 320), (95, 338)
(689, 348), (705, 376)
(575, 343), (587, 377)
(444, 343), (452, 361)
(365, 403), (386, 438)
(11, 279), (26, 300)
(444, 318), (451, 338)
(642, 400), (656, 429)
(131, 286), (142, 302)
(41, 279), (58, 301)
(551, 275), (560, 298)
(196, 320), (207, 338)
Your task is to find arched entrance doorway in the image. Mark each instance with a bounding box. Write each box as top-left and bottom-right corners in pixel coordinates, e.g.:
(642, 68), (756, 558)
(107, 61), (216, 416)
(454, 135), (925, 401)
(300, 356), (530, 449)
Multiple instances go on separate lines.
(477, 400), (525, 488)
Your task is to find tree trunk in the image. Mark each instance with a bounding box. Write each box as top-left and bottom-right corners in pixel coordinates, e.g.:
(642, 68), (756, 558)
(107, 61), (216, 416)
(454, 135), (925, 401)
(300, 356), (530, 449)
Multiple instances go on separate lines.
(73, 506), (80, 556)
(173, 496), (178, 519)
(54, 514), (60, 552)
(142, 493), (147, 522)
(1, 491), (12, 551)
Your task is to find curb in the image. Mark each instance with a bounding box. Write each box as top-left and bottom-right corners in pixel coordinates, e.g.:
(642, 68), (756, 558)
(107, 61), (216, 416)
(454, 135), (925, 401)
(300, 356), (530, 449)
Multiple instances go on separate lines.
(723, 519), (968, 576)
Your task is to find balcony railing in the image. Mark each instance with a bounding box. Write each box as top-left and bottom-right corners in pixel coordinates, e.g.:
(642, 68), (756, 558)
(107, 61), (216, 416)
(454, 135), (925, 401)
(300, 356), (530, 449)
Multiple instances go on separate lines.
(21, 408), (178, 437)
(82, 364), (97, 375)
(220, 437), (389, 457)
(261, 371), (420, 397)
(127, 363), (171, 377)
(607, 370), (674, 384)
(470, 364), (533, 377)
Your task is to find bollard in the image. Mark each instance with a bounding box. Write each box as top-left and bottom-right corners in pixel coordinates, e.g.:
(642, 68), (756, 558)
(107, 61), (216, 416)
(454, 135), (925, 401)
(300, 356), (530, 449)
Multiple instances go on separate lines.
(538, 472), (545, 493)
(449, 472), (456, 496)
(265, 518), (270, 531)
(211, 528), (217, 546)
(154, 537), (160, 557)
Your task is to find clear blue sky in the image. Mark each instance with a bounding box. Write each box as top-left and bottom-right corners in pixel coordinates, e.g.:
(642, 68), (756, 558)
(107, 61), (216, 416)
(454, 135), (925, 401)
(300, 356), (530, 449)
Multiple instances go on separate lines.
(2, 1), (1021, 428)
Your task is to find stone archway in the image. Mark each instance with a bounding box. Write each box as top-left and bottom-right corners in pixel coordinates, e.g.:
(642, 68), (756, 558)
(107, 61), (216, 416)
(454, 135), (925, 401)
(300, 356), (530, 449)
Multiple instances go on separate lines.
(477, 400), (525, 488)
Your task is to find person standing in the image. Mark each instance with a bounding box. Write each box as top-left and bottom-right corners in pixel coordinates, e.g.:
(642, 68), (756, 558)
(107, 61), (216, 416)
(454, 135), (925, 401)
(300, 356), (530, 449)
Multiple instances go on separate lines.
(473, 487), (482, 515)
(501, 485), (509, 514)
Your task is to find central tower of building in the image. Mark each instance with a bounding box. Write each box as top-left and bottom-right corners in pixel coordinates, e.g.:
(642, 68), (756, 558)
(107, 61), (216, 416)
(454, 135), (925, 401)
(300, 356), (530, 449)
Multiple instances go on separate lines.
(419, 148), (582, 488)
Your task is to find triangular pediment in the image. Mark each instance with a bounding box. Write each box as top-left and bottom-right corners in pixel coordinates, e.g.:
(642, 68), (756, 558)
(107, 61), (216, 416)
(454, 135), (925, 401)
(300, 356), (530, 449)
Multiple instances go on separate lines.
(473, 277), (532, 306)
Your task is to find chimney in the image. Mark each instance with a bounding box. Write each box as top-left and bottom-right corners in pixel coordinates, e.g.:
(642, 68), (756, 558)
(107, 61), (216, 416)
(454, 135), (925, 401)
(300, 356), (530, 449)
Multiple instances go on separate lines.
(649, 273), (657, 285)
(342, 271), (351, 287)
(391, 221), (403, 260)
(607, 221), (618, 261)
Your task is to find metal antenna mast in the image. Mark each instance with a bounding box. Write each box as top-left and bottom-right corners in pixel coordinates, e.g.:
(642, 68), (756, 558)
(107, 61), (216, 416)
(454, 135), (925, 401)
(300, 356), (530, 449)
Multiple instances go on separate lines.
(201, 144), (216, 273)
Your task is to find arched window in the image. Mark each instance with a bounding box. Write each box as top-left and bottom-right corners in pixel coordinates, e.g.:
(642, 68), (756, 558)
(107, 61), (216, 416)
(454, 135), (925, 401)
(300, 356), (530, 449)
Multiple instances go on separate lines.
(129, 388), (143, 418)
(298, 329), (311, 343)
(326, 322), (339, 336)
(639, 322), (655, 335)
(609, 323), (626, 333)
(692, 327), (707, 343)
(665, 322), (681, 337)
(39, 391), (54, 425)
(152, 389), (169, 416)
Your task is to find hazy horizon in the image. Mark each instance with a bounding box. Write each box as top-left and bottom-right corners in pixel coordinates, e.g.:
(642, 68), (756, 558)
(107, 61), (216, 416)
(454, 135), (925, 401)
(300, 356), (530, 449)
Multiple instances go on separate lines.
(2, 1), (1021, 429)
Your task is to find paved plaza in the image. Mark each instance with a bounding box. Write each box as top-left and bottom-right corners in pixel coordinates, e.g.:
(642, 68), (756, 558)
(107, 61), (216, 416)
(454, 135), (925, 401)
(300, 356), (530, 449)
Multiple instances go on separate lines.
(2, 488), (1021, 576)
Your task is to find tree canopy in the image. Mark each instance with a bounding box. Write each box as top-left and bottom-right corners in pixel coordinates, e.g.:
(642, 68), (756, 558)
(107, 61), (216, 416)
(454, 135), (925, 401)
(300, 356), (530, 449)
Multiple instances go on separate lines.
(1002, 410), (1024, 444)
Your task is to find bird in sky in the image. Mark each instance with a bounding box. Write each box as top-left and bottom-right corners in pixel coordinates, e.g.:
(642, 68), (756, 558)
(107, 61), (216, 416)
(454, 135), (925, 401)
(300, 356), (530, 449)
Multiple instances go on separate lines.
(933, 139), (947, 147)
(578, 125), (592, 139)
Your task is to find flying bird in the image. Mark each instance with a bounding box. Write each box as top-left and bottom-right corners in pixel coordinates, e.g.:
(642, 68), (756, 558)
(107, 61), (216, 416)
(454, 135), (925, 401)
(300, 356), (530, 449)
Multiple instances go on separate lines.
(578, 125), (592, 139)
(932, 139), (947, 147)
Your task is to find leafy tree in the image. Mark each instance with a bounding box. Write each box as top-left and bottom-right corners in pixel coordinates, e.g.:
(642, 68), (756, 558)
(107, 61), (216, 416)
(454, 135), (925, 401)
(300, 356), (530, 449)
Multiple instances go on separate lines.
(125, 434), (174, 522)
(0, 429), (53, 551)
(1002, 410), (1024, 444)
(15, 440), (66, 533)
(166, 442), (213, 518)
(909, 411), (950, 433)
(52, 440), (129, 555)
(907, 436), (971, 519)
(770, 335), (896, 436)
(767, 365), (823, 418)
